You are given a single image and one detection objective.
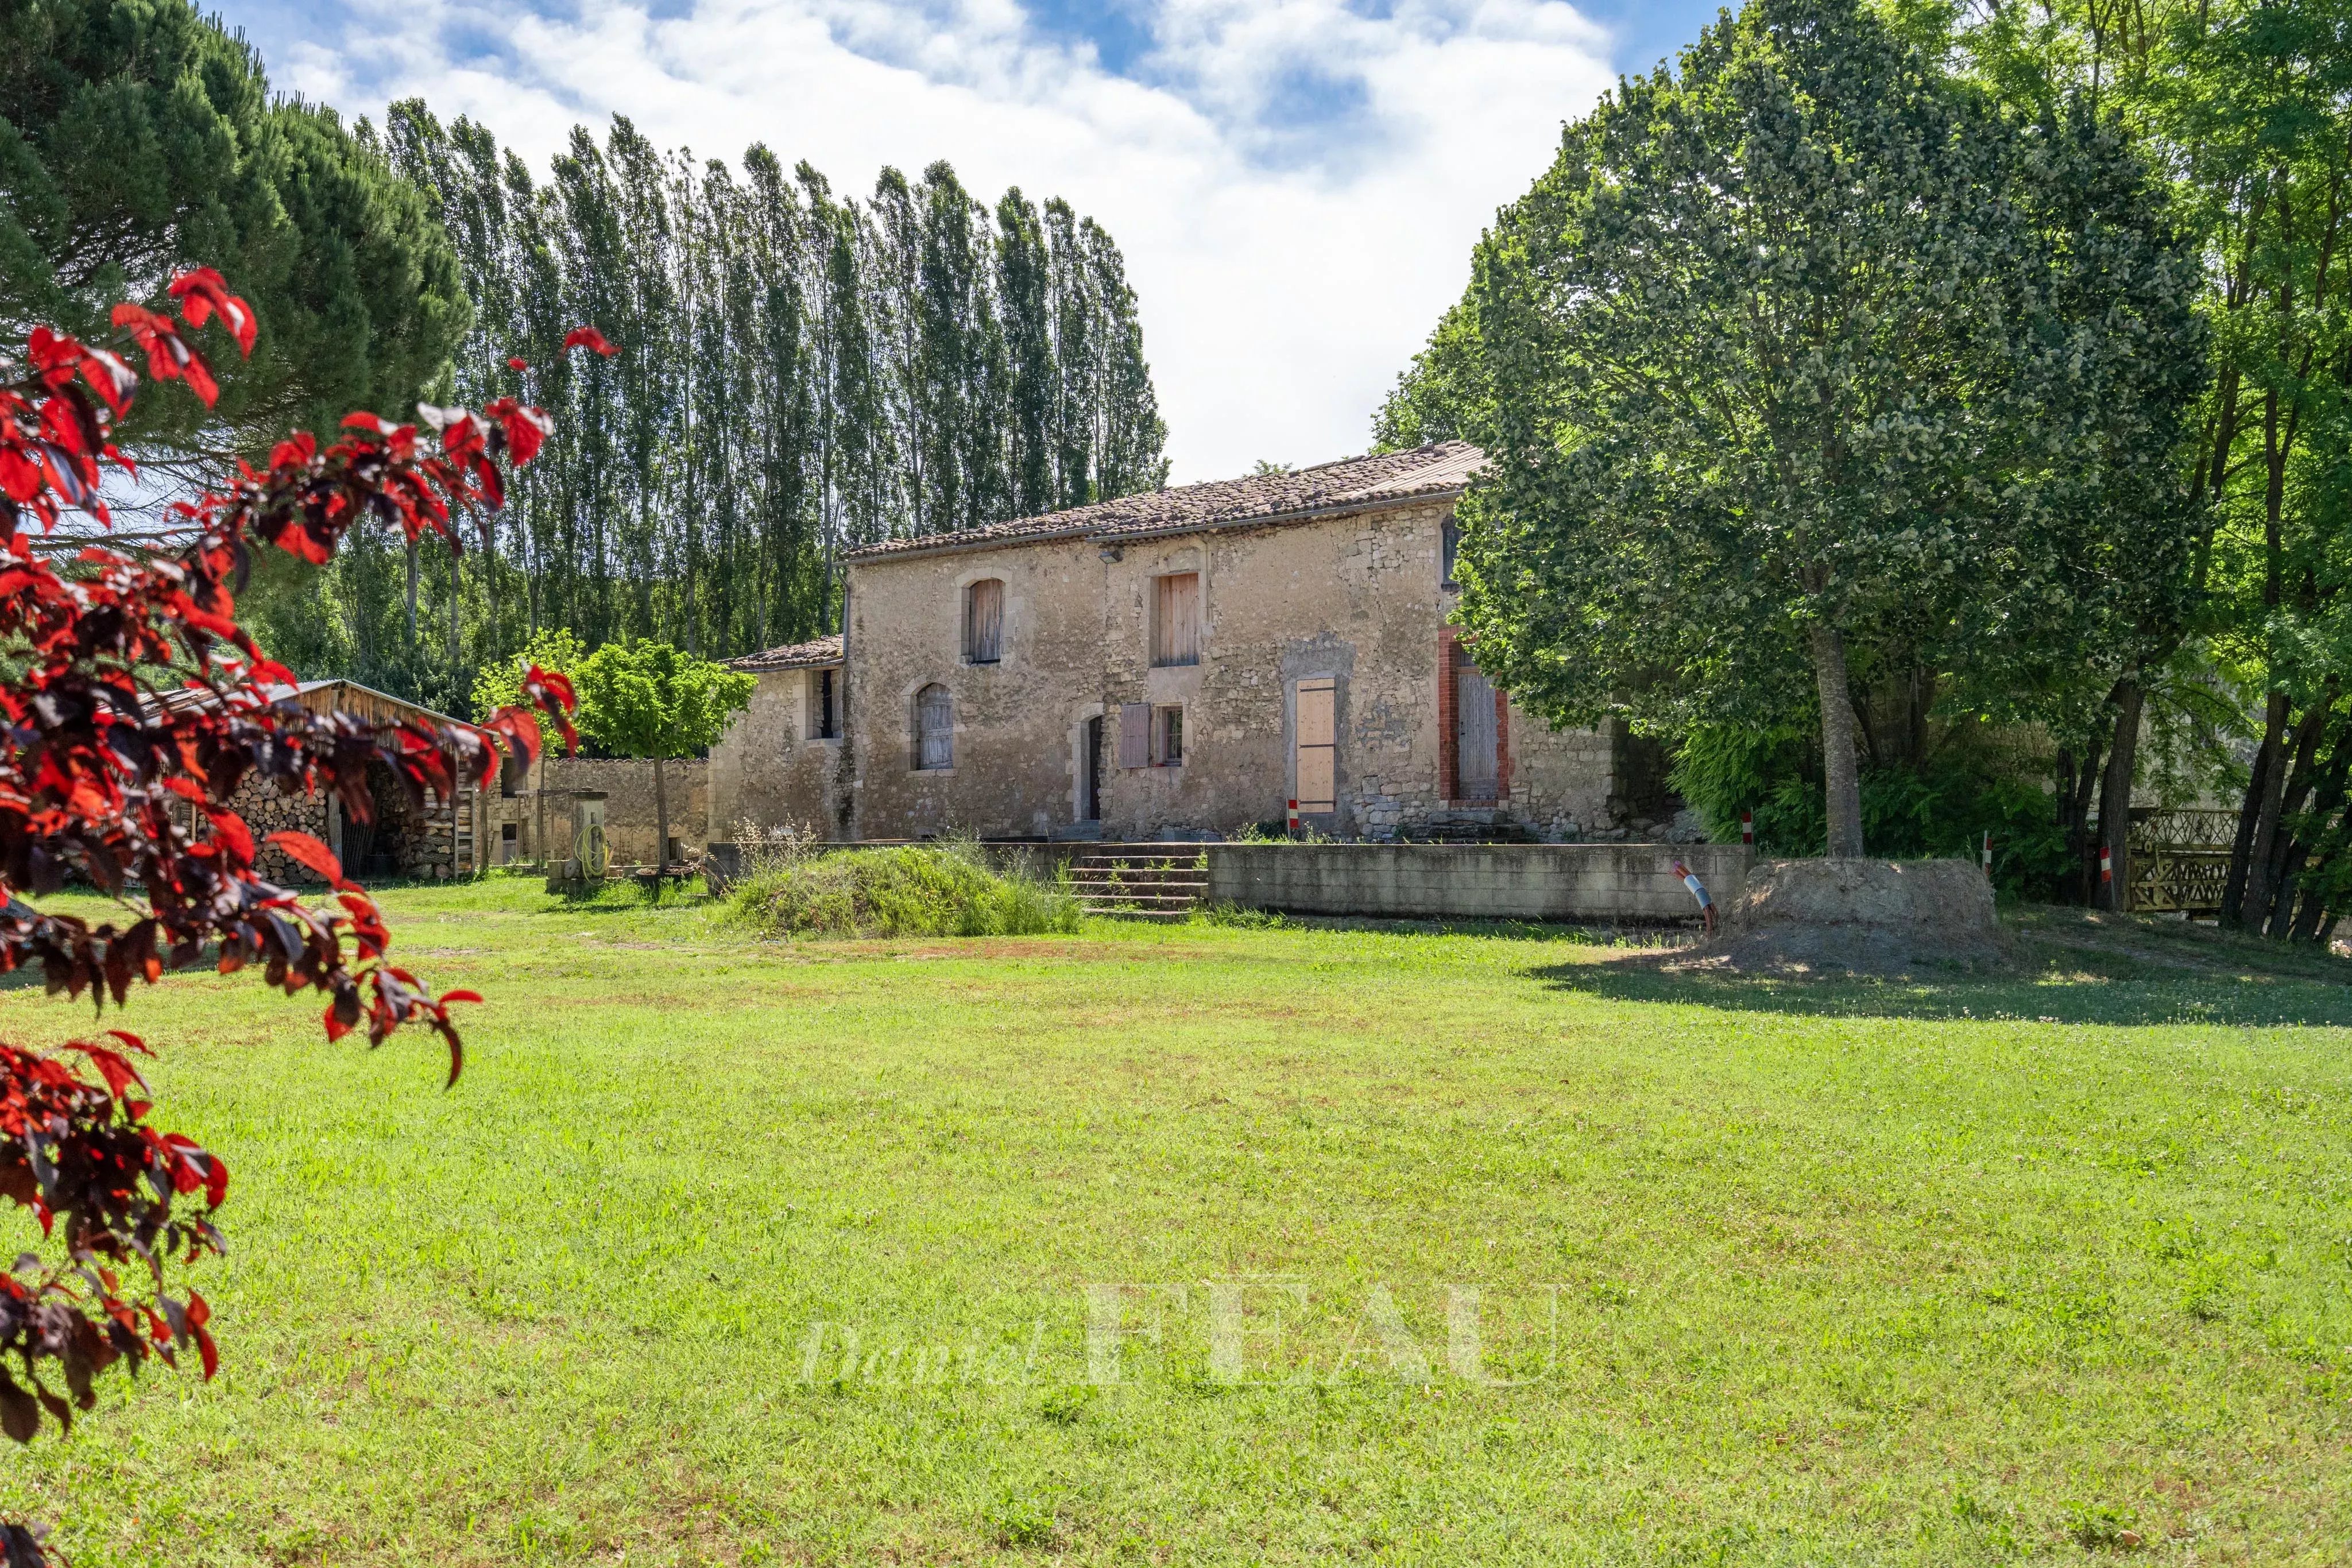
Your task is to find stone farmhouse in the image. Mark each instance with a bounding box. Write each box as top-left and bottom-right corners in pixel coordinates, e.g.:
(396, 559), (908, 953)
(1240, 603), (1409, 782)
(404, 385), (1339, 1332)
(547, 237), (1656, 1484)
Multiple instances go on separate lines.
(710, 442), (1670, 844)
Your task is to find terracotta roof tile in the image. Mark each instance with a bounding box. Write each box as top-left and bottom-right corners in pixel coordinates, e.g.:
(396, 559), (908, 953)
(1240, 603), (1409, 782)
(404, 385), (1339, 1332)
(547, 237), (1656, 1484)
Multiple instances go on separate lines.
(732, 634), (844, 672)
(841, 442), (1483, 563)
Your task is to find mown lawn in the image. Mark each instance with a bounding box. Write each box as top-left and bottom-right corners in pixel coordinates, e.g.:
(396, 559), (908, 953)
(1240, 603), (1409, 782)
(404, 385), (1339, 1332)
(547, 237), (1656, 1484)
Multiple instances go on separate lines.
(1, 878), (2349, 1565)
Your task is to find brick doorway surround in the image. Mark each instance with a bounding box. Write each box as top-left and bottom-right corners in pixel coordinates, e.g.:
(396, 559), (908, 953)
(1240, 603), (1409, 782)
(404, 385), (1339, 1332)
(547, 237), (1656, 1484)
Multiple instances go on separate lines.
(1438, 626), (1511, 807)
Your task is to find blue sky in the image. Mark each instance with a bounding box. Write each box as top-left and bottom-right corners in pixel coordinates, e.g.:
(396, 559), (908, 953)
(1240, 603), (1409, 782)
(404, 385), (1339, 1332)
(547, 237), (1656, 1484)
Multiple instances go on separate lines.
(215, 0), (1733, 479)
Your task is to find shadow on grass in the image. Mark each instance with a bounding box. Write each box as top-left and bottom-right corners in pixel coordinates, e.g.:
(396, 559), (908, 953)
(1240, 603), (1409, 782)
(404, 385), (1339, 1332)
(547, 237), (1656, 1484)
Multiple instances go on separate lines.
(1530, 907), (2352, 1027)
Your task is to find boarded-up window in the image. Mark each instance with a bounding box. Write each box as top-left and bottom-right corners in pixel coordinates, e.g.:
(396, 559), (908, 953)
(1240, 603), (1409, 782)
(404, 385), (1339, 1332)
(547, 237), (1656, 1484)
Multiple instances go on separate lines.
(1153, 705), (1183, 766)
(1295, 677), (1336, 813)
(1455, 656), (1499, 803)
(1152, 572), (1201, 667)
(964, 578), (1004, 663)
(1119, 702), (1150, 769)
(915, 684), (953, 769)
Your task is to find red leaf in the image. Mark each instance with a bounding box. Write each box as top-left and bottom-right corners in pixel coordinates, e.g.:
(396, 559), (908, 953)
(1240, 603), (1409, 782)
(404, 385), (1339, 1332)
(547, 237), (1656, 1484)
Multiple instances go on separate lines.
(265, 830), (349, 888)
(438, 989), (483, 1006)
(169, 268), (258, 356)
(202, 808), (253, 865)
(506, 356), (529, 371)
(63, 1043), (149, 1102)
(563, 326), (617, 357)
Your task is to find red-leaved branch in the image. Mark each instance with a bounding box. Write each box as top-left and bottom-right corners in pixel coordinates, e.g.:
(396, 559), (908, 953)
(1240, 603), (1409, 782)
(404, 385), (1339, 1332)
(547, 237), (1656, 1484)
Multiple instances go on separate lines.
(0, 264), (609, 1525)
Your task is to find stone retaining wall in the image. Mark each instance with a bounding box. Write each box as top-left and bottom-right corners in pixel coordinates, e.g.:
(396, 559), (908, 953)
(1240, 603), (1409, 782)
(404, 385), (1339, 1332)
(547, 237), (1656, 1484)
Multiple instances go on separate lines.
(1204, 842), (1751, 922)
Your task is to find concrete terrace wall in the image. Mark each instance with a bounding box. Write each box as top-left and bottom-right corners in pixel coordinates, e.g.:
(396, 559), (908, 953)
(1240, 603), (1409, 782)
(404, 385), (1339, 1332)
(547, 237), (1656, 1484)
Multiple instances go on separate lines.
(1206, 842), (1753, 922)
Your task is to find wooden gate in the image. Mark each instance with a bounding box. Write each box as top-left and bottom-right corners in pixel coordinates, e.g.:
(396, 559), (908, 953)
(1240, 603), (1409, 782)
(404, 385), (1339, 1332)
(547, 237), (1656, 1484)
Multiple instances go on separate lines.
(2124, 809), (2236, 915)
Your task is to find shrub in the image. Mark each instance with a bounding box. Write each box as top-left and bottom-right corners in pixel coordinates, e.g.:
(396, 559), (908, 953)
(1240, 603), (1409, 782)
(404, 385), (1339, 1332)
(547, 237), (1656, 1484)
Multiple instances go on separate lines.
(1669, 724), (2072, 897)
(728, 847), (1078, 939)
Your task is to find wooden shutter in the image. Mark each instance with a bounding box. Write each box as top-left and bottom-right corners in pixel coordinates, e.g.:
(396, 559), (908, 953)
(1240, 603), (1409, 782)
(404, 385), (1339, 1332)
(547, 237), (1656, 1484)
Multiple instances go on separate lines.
(1152, 572), (1200, 667)
(1295, 677), (1336, 812)
(1119, 702), (1151, 769)
(916, 684), (953, 769)
(965, 579), (1003, 663)
(1455, 664), (1499, 801)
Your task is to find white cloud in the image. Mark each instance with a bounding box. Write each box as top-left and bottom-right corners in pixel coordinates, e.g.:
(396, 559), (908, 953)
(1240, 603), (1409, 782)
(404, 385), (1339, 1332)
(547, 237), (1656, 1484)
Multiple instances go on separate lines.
(277, 0), (1616, 481)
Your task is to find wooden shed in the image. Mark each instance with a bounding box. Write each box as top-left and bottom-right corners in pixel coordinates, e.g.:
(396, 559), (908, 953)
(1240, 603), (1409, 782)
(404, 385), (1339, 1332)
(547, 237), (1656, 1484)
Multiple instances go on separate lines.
(168, 680), (493, 885)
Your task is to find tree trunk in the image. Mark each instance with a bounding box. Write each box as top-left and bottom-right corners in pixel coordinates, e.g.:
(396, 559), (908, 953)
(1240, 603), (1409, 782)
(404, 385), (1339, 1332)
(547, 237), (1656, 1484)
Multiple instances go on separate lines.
(2269, 710), (2352, 940)
(2097, 679), (2142, 913)
(653, 752), (671, 878)
(447, 557), (462, 711)
(2256, 697), (2334, 935)
(2058, 738), (2103, 906)
(404, 541), (420, 659)
(2224, 691), (2289, 927)
(2241, 693), (2312, 928)
(1810, 624), (1865, 858)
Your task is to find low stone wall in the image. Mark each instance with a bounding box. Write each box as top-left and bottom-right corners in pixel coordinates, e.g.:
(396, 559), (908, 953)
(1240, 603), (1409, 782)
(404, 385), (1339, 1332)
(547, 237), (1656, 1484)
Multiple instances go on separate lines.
(1204, 842), (1751, 922)
(493, 757), (710, 868)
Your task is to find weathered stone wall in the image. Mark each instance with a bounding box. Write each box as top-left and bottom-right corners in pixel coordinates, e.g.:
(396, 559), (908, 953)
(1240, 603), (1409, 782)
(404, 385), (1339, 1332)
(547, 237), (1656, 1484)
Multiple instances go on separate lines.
(1206, 842), (1751, 922)
(1506, 702), (1619, 840)
(843, 534), (1112, 840)
(837, 499), (1623, 842)
(707, 668), (852, 841)
(490, 757), (708, 867)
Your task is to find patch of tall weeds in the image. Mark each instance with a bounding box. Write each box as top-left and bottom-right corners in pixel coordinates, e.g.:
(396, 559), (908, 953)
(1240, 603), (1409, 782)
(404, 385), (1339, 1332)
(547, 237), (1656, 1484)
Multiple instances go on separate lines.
(725, 843), (1079, 939)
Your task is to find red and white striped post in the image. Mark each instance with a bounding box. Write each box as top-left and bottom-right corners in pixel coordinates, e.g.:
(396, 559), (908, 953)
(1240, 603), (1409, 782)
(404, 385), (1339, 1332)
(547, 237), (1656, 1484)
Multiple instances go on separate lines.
(2100, 845), (2114, 889)
(1286, 799), (1299, 838)
(1740, 810), (1754, 846)
(1982, 831), (1993, 874)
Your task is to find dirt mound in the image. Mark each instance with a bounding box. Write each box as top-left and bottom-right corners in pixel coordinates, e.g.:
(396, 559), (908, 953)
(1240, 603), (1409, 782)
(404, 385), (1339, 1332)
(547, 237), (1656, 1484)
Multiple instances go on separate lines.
(1691, 857), (2009, 974)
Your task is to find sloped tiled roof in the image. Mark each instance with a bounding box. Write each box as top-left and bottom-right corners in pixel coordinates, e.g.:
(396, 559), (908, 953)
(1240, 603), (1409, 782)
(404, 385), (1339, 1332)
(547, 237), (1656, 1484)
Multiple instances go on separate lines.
(841, 442), (1484, 564)
(732, 634), (844, 672)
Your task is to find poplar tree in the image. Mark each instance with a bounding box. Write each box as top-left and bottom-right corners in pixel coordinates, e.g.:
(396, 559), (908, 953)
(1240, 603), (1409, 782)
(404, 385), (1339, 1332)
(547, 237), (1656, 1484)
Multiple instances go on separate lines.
(246, 114), (1166, 702)
(996, 188), (1057, 520)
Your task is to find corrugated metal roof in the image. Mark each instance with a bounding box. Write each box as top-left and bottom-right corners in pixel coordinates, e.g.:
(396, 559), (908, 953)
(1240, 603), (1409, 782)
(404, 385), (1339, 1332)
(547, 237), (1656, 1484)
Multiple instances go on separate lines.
(840, 442), (1484, 564)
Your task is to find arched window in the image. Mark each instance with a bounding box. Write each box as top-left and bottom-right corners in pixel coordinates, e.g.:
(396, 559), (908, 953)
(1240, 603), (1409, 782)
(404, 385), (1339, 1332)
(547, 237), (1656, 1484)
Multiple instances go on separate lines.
(964, 578), (1004, 663)
(914, 684), (953, 770)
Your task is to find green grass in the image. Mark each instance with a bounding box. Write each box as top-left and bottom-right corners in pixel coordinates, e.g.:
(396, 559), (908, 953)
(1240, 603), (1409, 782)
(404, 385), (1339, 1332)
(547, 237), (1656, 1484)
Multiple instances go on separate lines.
(1, 880), (2349, 1565)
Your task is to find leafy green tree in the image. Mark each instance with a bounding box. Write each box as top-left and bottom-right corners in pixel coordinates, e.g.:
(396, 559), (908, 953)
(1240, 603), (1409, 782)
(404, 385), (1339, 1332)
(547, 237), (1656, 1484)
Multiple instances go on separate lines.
(571, 640), (754, 873)
(1452, 0), (2202, 858)
(1, 0), (467, 460)
(472, 628), (587, 752)
(1371, 299), (1488, 452)
(1914, 0), (2352, 933)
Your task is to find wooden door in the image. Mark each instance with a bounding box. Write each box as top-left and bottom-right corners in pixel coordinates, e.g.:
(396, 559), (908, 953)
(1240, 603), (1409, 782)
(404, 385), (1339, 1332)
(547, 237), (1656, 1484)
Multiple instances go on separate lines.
(1295, 677), (1337, 812)
(1455, 664), (1499, 803)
